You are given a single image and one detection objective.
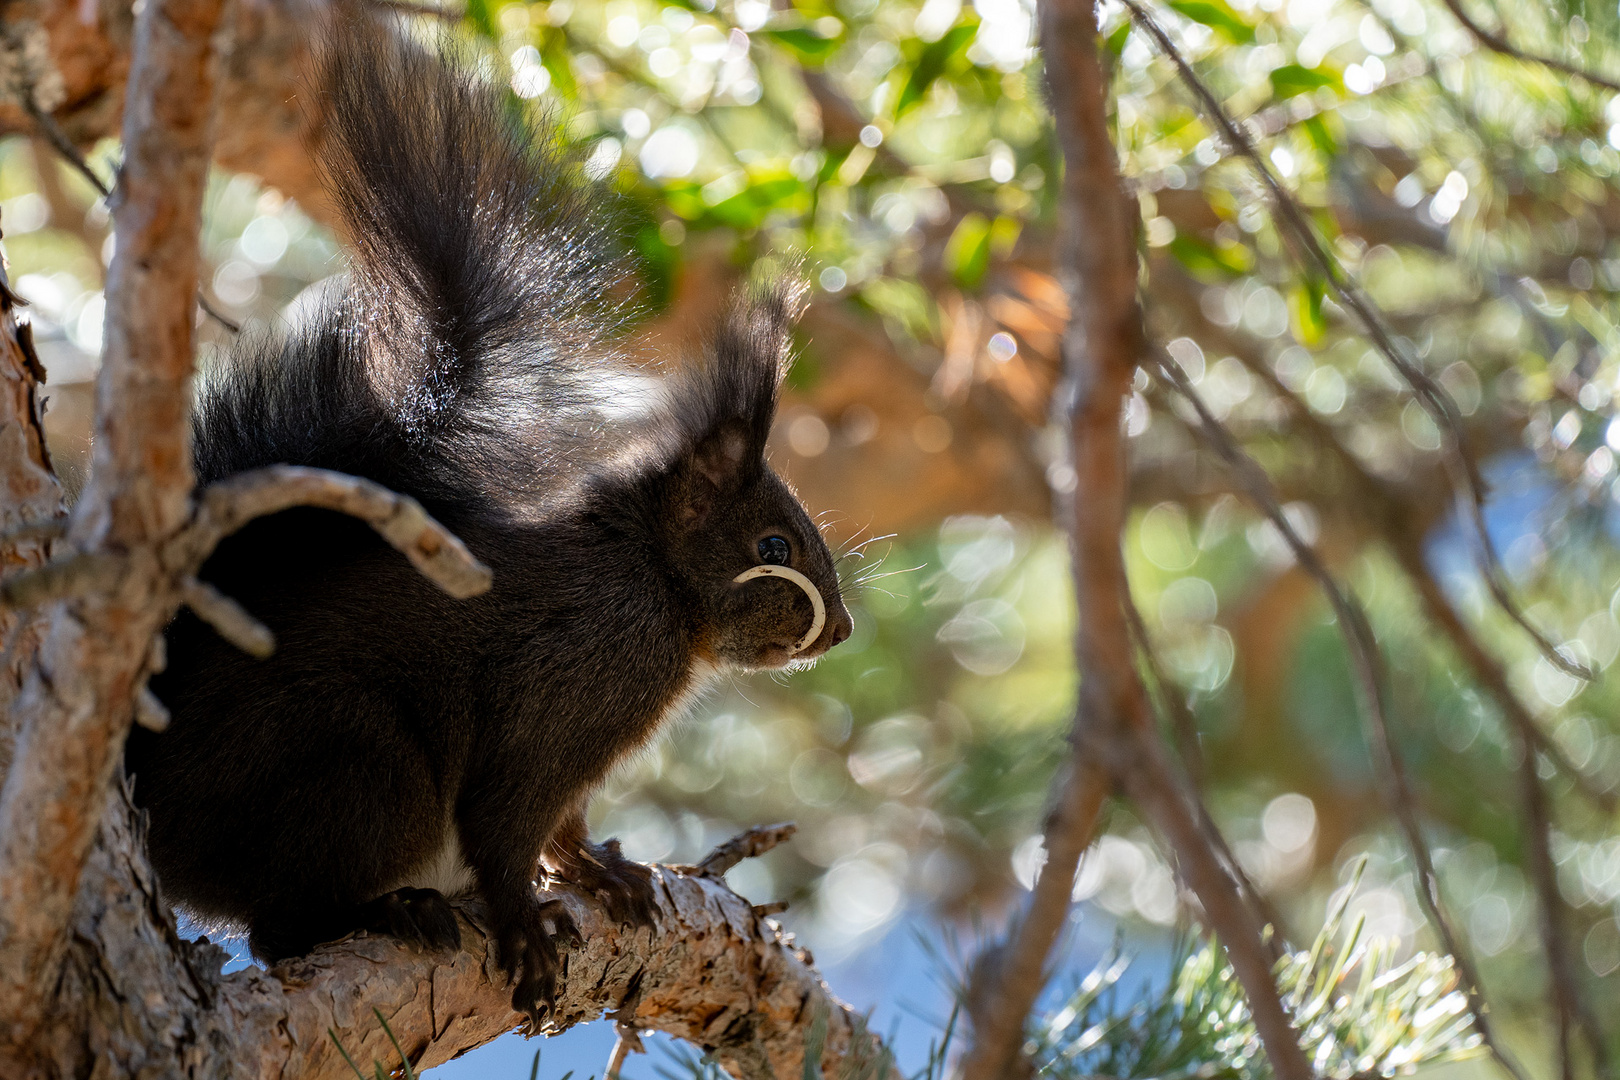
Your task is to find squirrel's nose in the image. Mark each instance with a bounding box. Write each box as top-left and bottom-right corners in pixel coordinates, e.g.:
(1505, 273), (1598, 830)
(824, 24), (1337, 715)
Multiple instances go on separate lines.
(828, 609), (853, 648)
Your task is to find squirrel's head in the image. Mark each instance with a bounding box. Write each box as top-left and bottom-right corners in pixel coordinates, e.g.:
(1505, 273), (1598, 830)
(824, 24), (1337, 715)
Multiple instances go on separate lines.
(655, 285), (853, 671)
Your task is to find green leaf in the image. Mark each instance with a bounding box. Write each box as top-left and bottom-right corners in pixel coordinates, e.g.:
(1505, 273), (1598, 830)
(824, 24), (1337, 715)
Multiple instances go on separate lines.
(1166, 0), (1255, 42)
(990, 215), (1022, 258)
(1269, 63), (1342, 99)
(374, 1007), (415, 1080)
(896, 24), (977, 118)
(765, 27), (842, 65)
(1301, 114), (1339, 157)
(1290, 278), (1327, 345)
(705, 175), (810, 229)
(1167, 233), (1251, 279)
(327, 1029), (367, 1080)
(945, 212), (992, 289)
(1105, 21), (1132, 57)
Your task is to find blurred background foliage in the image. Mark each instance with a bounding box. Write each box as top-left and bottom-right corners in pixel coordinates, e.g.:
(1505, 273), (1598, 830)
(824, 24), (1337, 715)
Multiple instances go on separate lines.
(6, 0), (1620, 1072)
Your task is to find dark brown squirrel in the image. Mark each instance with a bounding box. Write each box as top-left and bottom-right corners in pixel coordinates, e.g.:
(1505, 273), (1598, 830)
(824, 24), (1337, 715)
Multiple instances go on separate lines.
(123, 24), (852, 1026)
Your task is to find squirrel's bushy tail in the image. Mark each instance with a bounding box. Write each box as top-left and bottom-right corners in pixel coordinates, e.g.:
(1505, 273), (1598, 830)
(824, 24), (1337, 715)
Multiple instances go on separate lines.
(195, 21), (628, 508)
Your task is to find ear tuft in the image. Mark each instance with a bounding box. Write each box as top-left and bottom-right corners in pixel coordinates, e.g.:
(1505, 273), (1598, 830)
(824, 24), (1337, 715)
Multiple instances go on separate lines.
(664, 278), (805, 507)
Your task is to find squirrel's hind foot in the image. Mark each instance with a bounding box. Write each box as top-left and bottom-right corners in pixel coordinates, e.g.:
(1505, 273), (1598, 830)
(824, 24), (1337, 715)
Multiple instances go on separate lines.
(559, 838), (658, 930)
(357, 887), (463, 952)
(499, 898), (578, 1032)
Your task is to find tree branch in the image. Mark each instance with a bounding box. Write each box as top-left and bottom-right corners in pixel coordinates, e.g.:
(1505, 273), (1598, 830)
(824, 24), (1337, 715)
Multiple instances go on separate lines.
(682, 821), (797, 878)
(24, 786), (890, 1079)
(960, 4), (1313, 1078)
(0, 0), (233, 1047)
(186, 465), (493, 600)
(1145, 345), (1530, 1080)
(1122, 0), (1592, 686)
(0, 212), (67, 778)
(1391, 542), (1614, 1080)
(1438, 0), (1620, 93)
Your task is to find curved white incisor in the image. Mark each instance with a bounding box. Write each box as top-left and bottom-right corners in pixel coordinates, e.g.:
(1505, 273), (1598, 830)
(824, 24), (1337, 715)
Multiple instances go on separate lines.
(732, 564), (827, 654)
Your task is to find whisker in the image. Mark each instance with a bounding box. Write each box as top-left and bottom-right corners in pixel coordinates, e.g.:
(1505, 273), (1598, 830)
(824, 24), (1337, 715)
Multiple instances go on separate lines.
(854, 563), (925, 583)
(846, 532), (897, 557)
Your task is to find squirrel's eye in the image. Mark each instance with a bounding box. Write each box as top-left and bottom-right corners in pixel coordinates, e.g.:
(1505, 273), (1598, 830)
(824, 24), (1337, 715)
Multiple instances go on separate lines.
(757, 536), (791, 565)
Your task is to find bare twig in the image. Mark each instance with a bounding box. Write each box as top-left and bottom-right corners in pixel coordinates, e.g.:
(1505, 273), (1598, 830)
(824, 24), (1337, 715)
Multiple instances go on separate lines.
(0, 551), (124, 607)
(605, 1019), (646, 1080)
(1518, 733), (1611, 1080)
(133, 686), (170, 733)
(1125, 597), (1291, 954)
(179, 577), (275, 658)
(0, 517), (67, 550)
(1125, 596), (1205, 792)
(1392, 542), (1613, 1080)
(1146, 346), (1529, 1080)
(1438, 0), (1620, 93)
(15, 55), (241, 334)
(18, 97), (111, 199)
(963, 762), (1110, 1080)
(1122, 0), (1592, 685)
(686, 821), (797, 878)
(1160, 266), (1618, 812)
(195, 292), (241, 334)
(189, 466), (492, 600)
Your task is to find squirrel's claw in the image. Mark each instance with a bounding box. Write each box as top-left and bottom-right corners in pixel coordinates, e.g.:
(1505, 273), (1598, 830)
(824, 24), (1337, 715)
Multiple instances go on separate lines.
(498, 901), (574, 1032)
(358, 887), (463, 953)
(562, 838), (658, 930)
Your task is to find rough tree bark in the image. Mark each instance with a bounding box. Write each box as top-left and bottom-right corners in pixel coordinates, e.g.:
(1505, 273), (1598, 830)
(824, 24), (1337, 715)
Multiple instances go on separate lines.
(0, 3), (888, 1079)
(0, 218), (66, 776)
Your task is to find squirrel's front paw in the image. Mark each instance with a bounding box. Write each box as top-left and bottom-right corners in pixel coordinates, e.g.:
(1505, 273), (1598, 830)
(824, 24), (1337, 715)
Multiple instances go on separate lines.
(563, 838), (657, 929)
(357, 887), (463, 952)
(496, 899), (579, 1031)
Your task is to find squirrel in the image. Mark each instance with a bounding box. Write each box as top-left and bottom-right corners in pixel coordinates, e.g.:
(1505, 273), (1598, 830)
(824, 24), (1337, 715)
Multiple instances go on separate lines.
(123, 23), (853, 1026)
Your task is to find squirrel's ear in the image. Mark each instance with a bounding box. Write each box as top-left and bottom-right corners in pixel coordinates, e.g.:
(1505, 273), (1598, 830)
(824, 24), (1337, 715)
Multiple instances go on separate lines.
(672, 420), (751, 527)
(694, 421), (751, 488)
(666, 282), (801, 527)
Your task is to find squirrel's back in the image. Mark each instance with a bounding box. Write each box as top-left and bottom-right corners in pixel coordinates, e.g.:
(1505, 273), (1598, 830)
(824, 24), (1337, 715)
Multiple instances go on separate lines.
(195, 24), (631, 516)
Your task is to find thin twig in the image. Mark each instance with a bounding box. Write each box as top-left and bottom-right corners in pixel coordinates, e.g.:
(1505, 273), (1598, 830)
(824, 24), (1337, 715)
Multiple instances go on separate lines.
(195, 292), (241, 334)
(19, 97), (111, 199)
(1121, 0), (1592, 684)
(604, 1019), (645, 1080)
(179, 577), (275, 659)
(1391, 541), (1617, 811)
(0, 551), (124, 608)
(1393, 543), (1614, 1080)
(188, 465), (493, 600)
(1146, 346), (1530, 1080)
(685, 822), (796, 878)
(1167, 273), (1619, 812)
(1125, 596), (1205, 792)
(19, 88), (241, 335)
(1518, 730), (1613, 1080)
(1438, 0), (1620, 93)
(1125, 596), (1291, 954)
